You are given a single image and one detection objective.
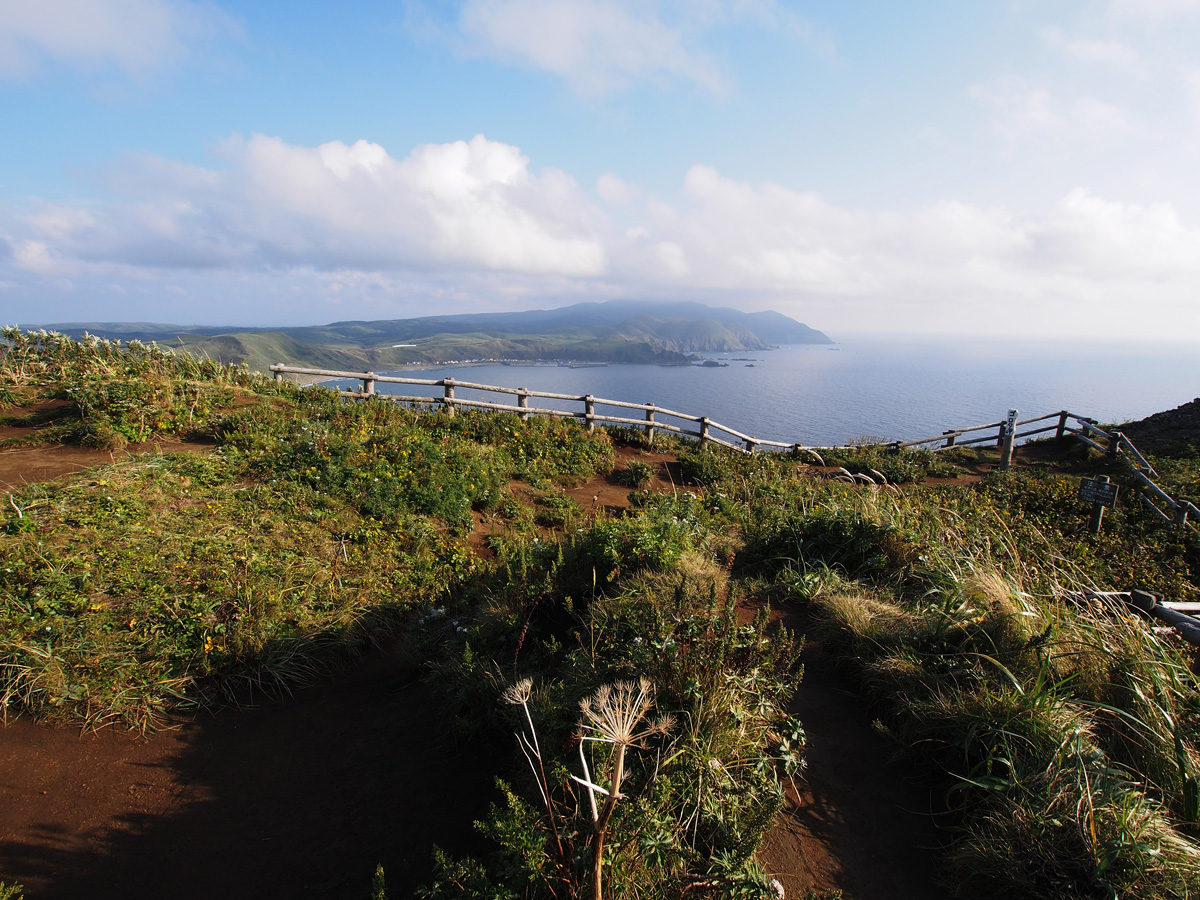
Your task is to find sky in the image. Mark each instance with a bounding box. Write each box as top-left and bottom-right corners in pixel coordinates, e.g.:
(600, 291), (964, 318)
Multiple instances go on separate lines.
(2, 0), (1200, 339)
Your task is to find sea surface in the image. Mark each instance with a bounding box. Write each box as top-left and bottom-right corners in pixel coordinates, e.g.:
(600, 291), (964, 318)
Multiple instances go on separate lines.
(362, 335), (1199, 448)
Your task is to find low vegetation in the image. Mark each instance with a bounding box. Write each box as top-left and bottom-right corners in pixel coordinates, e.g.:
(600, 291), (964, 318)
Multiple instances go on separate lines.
(3, 329), (1200, 899)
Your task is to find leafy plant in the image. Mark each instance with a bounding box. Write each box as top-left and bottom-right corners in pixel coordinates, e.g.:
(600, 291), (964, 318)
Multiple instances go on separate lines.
(617, 460), (657, 489)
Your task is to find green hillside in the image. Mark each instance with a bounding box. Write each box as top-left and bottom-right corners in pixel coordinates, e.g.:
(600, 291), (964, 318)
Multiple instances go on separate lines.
(43, 300), (831, 373)
(3, 329), (1200, 900)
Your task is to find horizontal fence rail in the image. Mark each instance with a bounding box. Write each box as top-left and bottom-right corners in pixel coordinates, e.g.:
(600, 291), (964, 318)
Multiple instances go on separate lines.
(1070, 420), (1199, 536)
(271, 364), (1198, 538)
(897, 410), (1069, 450)
(1069, 591), (1200, 647)
(269, 364), (823, 457)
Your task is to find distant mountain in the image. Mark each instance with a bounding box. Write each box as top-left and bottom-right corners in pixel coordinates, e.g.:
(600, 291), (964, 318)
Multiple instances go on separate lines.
(41, 301), (832, 373)
(315, 300), (831, 347)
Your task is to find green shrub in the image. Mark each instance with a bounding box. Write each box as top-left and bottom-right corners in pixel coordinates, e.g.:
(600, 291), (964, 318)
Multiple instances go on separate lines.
(617, 459), (656, 489)
(420, 515), (803, 900)
(533, 492), (582, 528)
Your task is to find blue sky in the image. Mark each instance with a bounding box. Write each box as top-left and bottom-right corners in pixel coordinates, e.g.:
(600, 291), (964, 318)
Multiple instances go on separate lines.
(2, 0), (1200, 339)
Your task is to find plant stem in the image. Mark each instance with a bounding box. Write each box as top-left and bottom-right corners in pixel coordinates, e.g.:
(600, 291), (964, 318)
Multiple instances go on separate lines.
(590, 743), (626, 900)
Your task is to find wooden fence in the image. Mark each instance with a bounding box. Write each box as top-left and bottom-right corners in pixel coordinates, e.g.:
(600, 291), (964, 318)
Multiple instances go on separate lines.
(1064, 417), (1199, 536)
(898, 407), (1198, 535)
(896, 409), (1071, 451)
(1079, 590), (1200, 647)
(270, 364), (1197, 535)
(268, 364), (825, 457)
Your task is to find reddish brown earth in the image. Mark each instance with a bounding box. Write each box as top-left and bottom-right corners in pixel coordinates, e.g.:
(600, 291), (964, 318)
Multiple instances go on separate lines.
(0, 654), (495, 900)
(758, 624), (947, 900)
(0, 399), (215, 494)
(0, 433), (956, 899)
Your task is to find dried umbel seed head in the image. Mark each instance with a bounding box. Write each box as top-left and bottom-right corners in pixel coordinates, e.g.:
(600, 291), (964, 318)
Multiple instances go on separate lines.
(579, 678), (672, 747)
(649, 713), (676, 736)
(504, 677), (533, 706)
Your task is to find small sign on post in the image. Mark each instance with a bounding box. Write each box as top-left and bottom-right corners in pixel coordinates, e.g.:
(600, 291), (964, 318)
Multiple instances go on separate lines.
(1000, 408), (1019, 470)
(1080, 476), (1118, 533)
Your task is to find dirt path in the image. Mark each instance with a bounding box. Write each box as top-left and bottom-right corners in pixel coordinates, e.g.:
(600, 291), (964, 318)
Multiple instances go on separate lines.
(2, 437), (952, 899)
(0, 439), (213, 494)
(755, 604), (949, 899)
(0, 650), (497, 900)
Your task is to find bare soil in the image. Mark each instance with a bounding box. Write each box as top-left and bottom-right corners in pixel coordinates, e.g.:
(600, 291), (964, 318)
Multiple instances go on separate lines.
(1, 433), (955, 899)
(748, 597), (950, 900)
(0, 653), (495, 900)
(0, 398), (214, 494)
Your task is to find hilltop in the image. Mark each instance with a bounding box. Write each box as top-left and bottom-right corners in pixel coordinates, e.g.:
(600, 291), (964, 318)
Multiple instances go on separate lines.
(1119, 396), (1200, 455)
(42, 300), (832, 372)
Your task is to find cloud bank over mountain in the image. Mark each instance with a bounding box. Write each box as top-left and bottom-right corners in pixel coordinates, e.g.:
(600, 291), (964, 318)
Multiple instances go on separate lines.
(3, 132), (1199, 337)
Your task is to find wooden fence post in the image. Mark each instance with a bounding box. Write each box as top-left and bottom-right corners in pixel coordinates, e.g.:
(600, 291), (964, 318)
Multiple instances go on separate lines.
(943, 430), (957, 448)
(644, 403), (656, 442)
(584, 395), (595, 432)
(1109, 430), (1122, 460)
(1056, 411), (1069, 440)
(363, 372), (376, 396)
(744, 439), (756, 453)
(517, 389), (529, 421)
(700, 417), (710, 448)
(443, 378), (456, 416)
(1176, 504), (1190, 532)
(273, 367), (283, 383)
(999, 409), (1018, 470)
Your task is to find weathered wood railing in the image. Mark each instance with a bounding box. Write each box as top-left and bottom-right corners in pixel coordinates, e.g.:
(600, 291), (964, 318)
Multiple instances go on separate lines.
(1063, 418), (1199, 536)
(271, 364), (1197, 535)
(268, 364), (825, 456)
(895, 409), (1070, 452)
(899, 408), (1197, 535)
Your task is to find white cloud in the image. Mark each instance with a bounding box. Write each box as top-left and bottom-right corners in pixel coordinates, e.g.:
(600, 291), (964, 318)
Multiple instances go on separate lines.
(1185, 67), (1200, 126)
(1040, 26), (1141, 72)
(5, 138), (1200, 338)
(1033, 188), (1200, 275)
(652, 240), (689, 277)
(1110, 0), (1200, 20)
(10, 240), (59, 275)
(10, 134), (607, 277)
(970, 79), (1137, 146)
(454, 0), (827, 96)
(0, 0), (236, 79)
(458, 0), (723, 95)
(607, 168), (1200, 336)
(596, 173), (642, 206)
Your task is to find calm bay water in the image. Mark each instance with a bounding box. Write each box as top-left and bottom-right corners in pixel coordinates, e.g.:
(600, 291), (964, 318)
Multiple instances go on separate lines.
(370, 336), (1199, 447)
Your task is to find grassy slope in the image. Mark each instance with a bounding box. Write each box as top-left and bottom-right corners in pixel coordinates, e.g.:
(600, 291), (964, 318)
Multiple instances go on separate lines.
(682, 437), (1200, 900)
(5, 329), (1200, 899)
(0, 332), (803, 899)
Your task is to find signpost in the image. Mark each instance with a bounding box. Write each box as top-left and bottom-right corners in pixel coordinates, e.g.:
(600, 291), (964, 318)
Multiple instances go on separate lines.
(1080, 476), (1118, 533)
(1000, 408), (1019, 470)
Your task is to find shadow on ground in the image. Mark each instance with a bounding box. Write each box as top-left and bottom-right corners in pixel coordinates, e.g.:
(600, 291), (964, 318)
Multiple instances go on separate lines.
(0, 651), (498, 900)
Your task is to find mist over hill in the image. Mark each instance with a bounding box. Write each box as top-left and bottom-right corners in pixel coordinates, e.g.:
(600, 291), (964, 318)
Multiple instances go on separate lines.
(43, 300), (832, 373)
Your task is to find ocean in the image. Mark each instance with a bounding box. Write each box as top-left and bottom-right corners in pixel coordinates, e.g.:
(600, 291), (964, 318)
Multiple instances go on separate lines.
(363, 335), (1199, 448)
